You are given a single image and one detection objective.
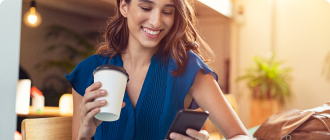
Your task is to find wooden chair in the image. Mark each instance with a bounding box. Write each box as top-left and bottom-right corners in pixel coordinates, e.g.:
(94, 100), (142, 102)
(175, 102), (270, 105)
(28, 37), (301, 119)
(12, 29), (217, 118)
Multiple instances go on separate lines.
(21, 117), (72, 140)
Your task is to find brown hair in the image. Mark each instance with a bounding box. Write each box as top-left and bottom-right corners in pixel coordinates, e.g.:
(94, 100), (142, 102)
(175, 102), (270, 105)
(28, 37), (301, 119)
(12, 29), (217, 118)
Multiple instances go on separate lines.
(96, 0), (215, 76)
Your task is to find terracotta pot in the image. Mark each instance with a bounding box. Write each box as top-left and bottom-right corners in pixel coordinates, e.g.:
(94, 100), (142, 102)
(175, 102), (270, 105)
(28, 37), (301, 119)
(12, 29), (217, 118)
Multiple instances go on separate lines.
(250, 99), (281, 127)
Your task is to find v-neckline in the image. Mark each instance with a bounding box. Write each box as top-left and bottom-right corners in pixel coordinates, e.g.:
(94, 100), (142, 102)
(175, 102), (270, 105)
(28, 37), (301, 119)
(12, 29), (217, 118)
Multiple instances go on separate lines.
(116, 54), (156, 114)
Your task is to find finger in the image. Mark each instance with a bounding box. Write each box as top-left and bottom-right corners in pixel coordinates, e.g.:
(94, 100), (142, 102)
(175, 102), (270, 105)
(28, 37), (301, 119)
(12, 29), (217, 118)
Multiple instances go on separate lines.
(122, 102), (126, 108)
(85, 107), (101, 123)
(83, 89), (107, 104)
(83, 81), (103, 104)
(199, 130), (209, 138)
(186, 129), (209, 140)
(170, 132), (194, 140)
(84, 99), (107, 115)
(86, 81), (102, 93)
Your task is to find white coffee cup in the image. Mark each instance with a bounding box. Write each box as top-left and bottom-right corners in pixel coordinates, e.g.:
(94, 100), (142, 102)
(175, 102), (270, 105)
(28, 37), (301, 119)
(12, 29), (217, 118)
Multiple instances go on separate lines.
(93, 65), (129, 121)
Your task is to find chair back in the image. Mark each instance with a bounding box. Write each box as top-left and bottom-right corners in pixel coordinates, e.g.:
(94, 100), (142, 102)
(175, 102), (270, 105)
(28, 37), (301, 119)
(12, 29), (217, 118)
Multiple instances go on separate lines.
(21, 117), (72, 140)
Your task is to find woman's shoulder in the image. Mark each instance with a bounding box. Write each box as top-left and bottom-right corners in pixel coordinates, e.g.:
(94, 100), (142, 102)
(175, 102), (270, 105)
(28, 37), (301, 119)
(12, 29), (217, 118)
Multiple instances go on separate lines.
(168, 51), (201, 67)
(186, 50), (203, 64)
(184, 50), (208, 69)
(187, 50), (199, 57)
(170, 50), (218, 80)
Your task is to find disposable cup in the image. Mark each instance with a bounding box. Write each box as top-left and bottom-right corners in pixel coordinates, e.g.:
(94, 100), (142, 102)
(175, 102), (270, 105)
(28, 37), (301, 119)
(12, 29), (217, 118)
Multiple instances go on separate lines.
(93, 65), (129, 121)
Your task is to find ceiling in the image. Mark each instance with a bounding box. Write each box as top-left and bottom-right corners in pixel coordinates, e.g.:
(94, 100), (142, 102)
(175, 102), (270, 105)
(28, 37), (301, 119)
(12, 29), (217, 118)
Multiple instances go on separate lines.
(23, 0), (117, 19)
(22, 0), (225, 19)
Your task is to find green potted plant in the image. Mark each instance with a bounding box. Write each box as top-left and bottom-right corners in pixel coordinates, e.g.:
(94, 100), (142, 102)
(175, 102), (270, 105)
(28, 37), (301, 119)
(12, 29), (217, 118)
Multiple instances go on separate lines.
(237, 53), (293, 127)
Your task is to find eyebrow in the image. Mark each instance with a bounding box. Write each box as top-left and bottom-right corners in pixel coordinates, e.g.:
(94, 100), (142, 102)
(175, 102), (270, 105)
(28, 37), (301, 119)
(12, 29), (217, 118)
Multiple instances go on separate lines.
(139, 0), (154, 4)
(138, 0), (175, 8)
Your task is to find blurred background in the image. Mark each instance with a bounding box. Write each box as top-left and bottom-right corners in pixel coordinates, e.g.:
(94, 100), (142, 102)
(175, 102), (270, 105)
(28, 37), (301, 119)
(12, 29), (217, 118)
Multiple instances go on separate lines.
(1, 0), (330, 139)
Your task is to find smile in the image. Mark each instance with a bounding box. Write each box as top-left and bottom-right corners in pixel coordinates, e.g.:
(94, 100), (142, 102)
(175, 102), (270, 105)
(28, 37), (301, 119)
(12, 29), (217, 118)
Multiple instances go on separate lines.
(143, 27), (161, 35)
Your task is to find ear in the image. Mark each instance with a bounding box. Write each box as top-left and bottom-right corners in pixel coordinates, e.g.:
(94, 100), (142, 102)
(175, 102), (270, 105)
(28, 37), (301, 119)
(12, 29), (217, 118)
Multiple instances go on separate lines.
(119, 0), (128, 18)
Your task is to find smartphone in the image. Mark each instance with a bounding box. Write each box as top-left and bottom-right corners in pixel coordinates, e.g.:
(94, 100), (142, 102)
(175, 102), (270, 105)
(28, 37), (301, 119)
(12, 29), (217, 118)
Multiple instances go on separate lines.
(165, 109), (209, 139)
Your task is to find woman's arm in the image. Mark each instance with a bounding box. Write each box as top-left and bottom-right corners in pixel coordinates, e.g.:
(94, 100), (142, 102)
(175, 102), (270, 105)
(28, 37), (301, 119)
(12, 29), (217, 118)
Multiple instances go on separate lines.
(72, 88), (83, 140)
(189, 70), (252, 139)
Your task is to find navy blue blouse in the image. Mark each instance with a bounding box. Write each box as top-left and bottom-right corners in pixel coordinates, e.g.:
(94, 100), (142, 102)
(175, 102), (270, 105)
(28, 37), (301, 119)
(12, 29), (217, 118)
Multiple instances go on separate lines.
(65, 51), (217, 140)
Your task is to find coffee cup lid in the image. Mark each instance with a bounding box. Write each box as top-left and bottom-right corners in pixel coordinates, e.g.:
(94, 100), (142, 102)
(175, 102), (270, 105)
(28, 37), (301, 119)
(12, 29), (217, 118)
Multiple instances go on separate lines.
(93, 65), (129, 81)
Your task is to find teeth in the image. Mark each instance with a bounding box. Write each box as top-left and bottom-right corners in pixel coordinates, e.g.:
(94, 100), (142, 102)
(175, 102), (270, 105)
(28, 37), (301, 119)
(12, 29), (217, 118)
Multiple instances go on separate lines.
(143, 27), (160, 35)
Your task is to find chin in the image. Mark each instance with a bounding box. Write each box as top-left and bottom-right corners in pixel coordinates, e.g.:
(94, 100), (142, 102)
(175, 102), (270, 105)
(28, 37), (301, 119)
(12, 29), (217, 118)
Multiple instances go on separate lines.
(141, 41), (161, 49)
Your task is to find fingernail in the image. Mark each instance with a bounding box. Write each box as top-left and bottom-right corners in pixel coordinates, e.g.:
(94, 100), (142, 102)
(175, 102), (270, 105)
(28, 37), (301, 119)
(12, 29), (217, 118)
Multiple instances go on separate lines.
(186, 129), (194, 135)
(100, 100), (106, 104)
(170, 133), (177, 139)
(95, 82), (100, 86)
(100, 90), (105, 95)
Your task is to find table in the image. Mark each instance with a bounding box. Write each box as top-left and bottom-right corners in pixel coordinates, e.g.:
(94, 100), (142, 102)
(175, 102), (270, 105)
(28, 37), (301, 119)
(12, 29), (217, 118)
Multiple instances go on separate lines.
(17, 106), (72, 117)
(220, 125), (260, 140)
(247, 125), (260, 136)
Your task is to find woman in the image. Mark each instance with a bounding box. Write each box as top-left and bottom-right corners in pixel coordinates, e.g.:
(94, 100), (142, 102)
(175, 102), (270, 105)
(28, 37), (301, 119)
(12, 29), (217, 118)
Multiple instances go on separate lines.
(66, 0), (252, 139)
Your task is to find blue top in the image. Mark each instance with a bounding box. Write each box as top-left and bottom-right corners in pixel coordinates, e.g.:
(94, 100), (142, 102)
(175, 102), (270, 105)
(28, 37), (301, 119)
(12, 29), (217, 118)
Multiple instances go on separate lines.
(65, 51), (217, 140)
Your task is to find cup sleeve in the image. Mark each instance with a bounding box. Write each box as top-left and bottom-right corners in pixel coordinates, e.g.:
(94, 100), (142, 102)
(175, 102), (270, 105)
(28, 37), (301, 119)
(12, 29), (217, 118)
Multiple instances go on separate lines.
(65, 55), (98, 96)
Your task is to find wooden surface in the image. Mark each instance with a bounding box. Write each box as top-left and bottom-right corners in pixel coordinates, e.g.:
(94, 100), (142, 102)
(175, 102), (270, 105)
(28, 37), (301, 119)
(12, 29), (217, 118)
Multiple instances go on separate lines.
(17, 106), (72, 117)
(22, 117), (72, 140)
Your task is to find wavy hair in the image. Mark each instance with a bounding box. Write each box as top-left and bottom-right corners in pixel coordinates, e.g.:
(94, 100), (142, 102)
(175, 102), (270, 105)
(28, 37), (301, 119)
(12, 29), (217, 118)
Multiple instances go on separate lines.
(96, 0), (215, 76)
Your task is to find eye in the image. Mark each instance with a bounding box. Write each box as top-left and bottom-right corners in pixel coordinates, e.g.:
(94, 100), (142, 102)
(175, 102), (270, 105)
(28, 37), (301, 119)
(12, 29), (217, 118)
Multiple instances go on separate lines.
(141, 7), (151, 11)
(163, 9), (174, 15)
(163, 11), (173, 15)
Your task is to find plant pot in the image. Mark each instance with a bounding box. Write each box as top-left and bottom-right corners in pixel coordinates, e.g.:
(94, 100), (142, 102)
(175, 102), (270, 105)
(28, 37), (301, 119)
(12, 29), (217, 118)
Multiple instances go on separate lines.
(250, 99), (281, 127)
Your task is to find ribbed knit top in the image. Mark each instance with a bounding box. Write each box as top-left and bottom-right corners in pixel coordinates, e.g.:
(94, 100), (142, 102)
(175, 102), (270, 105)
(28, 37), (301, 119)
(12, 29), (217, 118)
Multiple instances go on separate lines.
(65, 51), (217, 140)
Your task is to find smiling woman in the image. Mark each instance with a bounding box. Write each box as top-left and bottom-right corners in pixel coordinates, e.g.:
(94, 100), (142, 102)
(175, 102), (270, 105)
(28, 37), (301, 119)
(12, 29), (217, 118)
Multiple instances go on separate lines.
(66, 0), (252, 140)
(97, 0), (214, 76)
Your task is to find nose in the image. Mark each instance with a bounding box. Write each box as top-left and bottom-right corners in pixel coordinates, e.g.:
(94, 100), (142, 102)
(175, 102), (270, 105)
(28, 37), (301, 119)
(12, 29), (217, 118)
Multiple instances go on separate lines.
(149, 10), (161, 28)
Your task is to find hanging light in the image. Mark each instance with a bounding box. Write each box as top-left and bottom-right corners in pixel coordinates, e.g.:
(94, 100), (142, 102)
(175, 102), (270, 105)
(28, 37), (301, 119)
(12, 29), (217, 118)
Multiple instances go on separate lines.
(23, 0), (42, 28)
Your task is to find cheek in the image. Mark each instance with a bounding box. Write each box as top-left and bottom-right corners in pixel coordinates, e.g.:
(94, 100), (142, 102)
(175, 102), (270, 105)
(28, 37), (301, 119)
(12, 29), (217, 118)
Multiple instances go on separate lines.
(165, 15), (175, 29)
(129, 11), (146, 28)
(133, 12), (144, 23)
(164, 14), (174, 27)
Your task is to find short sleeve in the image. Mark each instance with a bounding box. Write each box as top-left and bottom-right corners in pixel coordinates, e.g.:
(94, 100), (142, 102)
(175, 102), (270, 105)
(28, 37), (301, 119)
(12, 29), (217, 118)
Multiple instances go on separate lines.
(65, 55), (99, 96)
(186, 51), (218, 81)
(174, 51), (218, 109)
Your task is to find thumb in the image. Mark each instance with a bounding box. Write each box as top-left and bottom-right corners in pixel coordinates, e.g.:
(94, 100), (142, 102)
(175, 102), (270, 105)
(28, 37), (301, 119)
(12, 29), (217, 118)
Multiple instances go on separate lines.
(122, 102), (126, 108)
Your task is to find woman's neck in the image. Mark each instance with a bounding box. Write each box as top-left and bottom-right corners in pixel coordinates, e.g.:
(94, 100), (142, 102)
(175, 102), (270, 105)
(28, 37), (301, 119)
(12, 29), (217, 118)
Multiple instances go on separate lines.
(121, 44), (158, 71)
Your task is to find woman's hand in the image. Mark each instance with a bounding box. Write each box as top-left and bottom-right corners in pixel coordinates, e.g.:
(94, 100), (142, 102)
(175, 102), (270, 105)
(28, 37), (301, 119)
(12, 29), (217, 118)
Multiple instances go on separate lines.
(169, 128), (209, 140)
(76, 82), (125, 139)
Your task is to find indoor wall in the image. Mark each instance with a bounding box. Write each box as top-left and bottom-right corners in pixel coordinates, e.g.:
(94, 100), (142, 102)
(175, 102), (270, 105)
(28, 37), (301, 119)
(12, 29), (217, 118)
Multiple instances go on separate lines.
(20, 1), (111, 91)
(231, 0), (330, 128)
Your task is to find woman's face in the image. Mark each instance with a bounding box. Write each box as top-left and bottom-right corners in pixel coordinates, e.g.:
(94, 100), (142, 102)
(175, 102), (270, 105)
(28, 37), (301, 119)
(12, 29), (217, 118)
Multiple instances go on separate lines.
(120, 0), (175, 49)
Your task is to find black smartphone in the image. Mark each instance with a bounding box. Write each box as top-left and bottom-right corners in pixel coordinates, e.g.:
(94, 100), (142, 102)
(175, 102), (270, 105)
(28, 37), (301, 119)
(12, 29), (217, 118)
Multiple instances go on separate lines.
(165, 109), (209, 139)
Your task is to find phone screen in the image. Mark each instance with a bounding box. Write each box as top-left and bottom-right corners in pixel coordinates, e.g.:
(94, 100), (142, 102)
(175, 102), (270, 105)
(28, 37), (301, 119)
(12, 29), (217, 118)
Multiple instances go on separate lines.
(165, 109), (209, 139)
